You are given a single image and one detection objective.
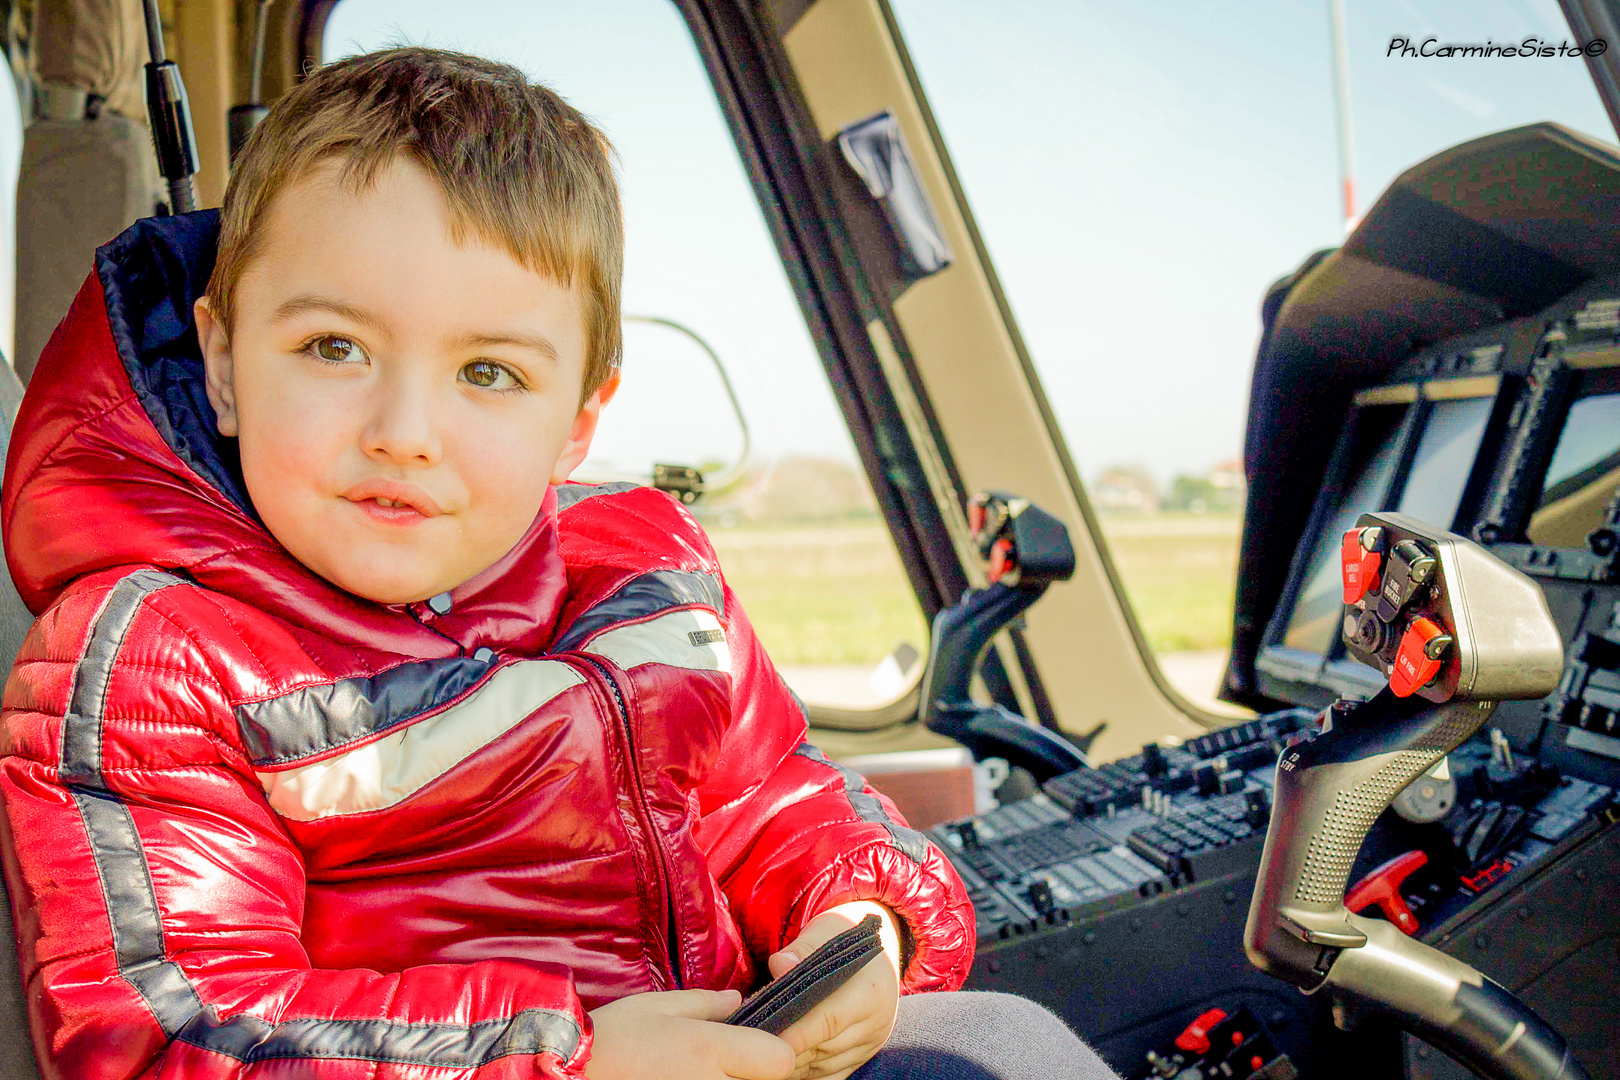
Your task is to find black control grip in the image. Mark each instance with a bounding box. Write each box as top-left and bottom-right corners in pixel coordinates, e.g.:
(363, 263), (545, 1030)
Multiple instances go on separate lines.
(1411, 979), (1591, 1080)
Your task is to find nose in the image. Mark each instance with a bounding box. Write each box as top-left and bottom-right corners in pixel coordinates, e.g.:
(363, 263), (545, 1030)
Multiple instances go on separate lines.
(359, 367), (442, 466)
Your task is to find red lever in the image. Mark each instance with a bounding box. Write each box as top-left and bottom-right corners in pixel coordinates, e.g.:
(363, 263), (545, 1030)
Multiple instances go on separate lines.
(987, 537), (1015, 583)
(1340, 527), (1384, 604)
(1346, 849), (1429, 935)
(1174, 1007), (1227, 1055)
(967, 496), (987, 538)
(1391, 616), (1452, 698)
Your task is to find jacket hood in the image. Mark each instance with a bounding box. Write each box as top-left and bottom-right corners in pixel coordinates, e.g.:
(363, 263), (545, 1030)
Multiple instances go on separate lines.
(1, 211), (568, 655)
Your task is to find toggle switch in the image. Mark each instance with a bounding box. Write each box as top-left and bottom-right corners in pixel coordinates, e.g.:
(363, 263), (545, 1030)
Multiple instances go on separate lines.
(1390, 616), (1453, 698)
(1027, 878), (1055, 917)
(1244, 787), (1271, 828)
(1341, 526), (1386, 604)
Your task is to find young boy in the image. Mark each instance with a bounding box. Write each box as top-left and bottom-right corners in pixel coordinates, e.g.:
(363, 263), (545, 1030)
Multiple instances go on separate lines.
(0, 48), (1114, 1080)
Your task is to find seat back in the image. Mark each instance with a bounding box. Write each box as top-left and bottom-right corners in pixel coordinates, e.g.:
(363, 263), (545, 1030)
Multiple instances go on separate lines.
(0, 358), (43, 1080)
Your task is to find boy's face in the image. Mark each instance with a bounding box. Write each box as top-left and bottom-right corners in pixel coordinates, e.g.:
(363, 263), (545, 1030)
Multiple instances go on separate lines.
(195, 156), (616, 605)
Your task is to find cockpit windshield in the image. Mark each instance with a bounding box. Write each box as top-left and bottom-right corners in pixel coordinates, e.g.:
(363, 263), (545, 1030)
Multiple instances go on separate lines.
(1529, 382), (1620, 547)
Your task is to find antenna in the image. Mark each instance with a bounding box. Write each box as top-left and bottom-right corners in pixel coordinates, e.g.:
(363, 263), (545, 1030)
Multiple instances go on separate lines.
(141, 0), (200, 214)
(1327, 0), (1357, 235)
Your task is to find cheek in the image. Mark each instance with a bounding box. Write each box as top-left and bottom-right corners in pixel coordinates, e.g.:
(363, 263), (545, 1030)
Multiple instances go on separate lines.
(234, 382), (350, 503)
(446, 412), (558, 515)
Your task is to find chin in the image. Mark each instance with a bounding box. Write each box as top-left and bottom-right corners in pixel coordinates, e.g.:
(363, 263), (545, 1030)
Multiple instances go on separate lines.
(351, 583), (436, 606)
(325, 563), (443, 606)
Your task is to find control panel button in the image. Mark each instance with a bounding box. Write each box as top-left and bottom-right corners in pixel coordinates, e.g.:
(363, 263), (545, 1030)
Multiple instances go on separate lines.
(1391, 616), (1452, 698)
(1375, 539), (1438, 623)
(1340, 526), (1385, 604)
(1193, 760), (1220, 795)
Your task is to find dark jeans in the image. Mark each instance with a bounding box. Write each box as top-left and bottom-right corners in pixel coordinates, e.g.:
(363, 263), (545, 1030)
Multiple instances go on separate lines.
(852, 991), (1122, 1079)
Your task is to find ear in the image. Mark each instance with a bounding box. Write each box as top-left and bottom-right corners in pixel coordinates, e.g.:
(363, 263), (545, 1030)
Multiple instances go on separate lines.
(194, 297), (239, 437)
(549, 370), (620, 485)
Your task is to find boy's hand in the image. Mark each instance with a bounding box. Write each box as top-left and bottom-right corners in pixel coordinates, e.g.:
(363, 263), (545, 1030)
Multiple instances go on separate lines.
(585, 989), (794, 1080)
(767, 901), (903, 1080)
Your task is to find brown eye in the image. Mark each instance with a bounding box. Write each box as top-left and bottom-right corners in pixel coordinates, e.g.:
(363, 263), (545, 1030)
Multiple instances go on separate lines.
(314, 335), (357, 363)
(461, 360), (519, 391)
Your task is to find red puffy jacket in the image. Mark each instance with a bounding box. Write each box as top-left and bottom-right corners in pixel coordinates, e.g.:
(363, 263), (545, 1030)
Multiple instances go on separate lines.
(0, 213), (973, 1079)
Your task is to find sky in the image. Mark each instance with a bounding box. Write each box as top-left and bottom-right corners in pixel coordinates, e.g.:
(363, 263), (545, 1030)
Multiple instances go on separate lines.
(1, 1), (1609, 487)
(887, 0), (1613, 483)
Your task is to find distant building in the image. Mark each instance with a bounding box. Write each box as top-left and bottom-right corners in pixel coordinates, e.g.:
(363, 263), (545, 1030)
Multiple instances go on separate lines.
(1093, 466), (1160, 512)
(1165, 459), (1247, 513)
(1209, 458), (1245, 492)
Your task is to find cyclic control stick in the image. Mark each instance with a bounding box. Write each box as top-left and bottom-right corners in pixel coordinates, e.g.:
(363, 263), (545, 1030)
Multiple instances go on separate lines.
(1243, 511), (1586, 1080)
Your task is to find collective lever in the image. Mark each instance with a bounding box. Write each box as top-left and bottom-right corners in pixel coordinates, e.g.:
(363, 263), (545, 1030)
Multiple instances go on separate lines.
(1243, 512), (1585, 1080)
(919, 492), (1087, 781)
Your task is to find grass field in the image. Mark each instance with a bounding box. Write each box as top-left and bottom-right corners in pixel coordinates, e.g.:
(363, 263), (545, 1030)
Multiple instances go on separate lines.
(704, 511), (1243, 667)
(705, 521), (930, 666)
(1097, 511), (1242, 654)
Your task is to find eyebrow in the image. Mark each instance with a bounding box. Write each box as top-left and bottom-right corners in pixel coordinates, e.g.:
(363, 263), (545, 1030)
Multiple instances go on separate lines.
(270, 294), (390, 335)
(452, 331), (561, 366)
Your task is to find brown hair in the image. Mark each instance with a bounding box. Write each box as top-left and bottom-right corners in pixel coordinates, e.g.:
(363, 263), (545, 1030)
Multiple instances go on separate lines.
(206, 46), (623, 404)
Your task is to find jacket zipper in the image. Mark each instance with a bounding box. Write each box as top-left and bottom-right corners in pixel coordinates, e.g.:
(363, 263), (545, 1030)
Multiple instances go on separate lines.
(578, 655), (685, 989)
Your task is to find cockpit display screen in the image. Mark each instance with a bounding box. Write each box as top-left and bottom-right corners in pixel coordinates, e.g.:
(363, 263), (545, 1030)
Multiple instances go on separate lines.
(1394, 395), (1494, 528)
(1281, 403), (1408, 656)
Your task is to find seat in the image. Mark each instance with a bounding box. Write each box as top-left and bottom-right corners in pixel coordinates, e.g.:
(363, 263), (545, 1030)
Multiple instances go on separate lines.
(0, 356), (44, 1080)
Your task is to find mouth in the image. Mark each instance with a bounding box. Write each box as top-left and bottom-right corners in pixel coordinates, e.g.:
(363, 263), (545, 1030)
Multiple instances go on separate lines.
(342, 479), (444, 520)
(351, 499), (429, 526)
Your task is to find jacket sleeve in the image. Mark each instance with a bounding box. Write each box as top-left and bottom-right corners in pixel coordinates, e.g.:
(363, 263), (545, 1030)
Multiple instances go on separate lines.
(0, 585), (592, 1080)
(692, 582), (975, 994)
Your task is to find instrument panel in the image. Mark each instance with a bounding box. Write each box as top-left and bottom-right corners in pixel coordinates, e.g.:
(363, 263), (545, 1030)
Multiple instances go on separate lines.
(935, 275), (1620, 1079)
